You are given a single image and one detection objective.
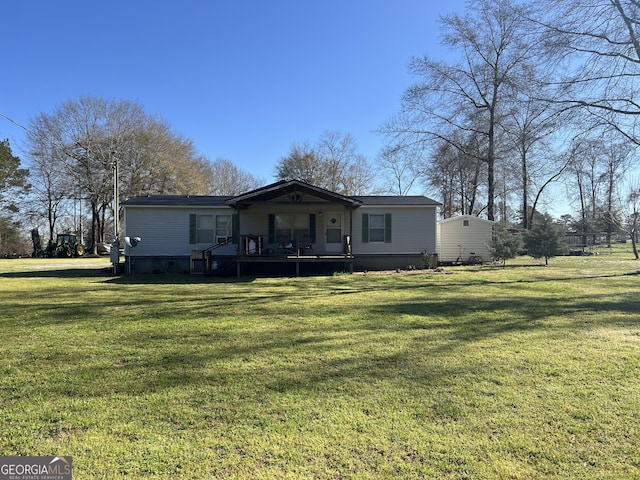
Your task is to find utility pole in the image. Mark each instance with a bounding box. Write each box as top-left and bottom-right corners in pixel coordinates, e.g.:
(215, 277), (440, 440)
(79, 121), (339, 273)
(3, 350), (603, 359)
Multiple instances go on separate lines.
(110, 152), (120, 273)
(113, 151), (119, 240)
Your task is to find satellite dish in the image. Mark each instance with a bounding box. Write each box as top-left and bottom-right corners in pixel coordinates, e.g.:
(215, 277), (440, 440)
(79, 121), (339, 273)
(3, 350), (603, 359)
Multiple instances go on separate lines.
(125, 236), (141, 247)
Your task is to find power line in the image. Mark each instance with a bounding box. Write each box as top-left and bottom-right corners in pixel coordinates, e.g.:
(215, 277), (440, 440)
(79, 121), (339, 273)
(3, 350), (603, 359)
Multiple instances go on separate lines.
(0, 112), (30, 133)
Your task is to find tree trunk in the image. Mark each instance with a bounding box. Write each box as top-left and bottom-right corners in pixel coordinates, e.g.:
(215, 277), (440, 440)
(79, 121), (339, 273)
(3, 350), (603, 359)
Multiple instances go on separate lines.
(90, 201), (99, 255)
(522, 153), (528, 229)
(631, 215), (639, 260)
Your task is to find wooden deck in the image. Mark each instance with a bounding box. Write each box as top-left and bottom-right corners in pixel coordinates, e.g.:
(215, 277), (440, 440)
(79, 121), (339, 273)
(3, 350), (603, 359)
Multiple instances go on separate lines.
(234, 254), (354, 277)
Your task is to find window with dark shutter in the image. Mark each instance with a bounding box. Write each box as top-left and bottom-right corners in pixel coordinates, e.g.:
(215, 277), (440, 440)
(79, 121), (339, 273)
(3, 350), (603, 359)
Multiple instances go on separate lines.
(189, 214), (197, 244)
(189, 214), (214, 244)
(268, 214), (275, 244)
(362, 213), (392, 243)
(309, 214), (316, 242)
(385, 213), (392, 243)
(362, 213), (369, 243)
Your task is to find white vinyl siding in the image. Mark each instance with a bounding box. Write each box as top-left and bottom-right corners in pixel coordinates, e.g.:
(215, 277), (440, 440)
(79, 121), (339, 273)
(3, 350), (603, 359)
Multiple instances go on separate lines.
(354, 206), (437, 254)
(124, 200), (439, 259)
(437, 215), (494, 262)
(123, 206), (236, 256)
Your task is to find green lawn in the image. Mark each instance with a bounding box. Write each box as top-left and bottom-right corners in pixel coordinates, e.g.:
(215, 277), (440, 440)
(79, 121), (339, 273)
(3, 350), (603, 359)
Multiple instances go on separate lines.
(0, 252), (639, 479)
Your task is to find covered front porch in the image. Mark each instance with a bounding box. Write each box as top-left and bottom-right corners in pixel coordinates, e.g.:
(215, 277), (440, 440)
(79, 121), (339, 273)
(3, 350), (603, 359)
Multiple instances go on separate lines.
(192, 180), (361, 276)
(231, 181), (361, 249)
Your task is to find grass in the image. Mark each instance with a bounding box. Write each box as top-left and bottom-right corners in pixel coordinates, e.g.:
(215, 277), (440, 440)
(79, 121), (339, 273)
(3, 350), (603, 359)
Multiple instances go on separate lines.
(0, 251), (639, 479)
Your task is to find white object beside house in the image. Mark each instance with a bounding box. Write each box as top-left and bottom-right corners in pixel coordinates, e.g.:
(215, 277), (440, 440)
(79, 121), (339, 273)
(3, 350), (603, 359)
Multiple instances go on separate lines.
(437, 215), (494, 264)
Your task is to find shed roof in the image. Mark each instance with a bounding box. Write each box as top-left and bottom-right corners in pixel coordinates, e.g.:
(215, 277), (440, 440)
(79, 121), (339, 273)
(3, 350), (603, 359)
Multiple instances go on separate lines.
(438, 215), (494, 225)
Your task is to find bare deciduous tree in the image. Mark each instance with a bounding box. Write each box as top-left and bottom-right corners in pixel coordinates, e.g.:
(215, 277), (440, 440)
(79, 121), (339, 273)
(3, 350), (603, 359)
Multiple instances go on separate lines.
(564, 131), (630, 244)
(628, 180), (640, 258)
(424, 136), (486, 218)
(275, 131), (375, 195)
(24, 135), (70, 241)
(26, 96), (209, 252)
(382, 0), (539, 220)
(540, 0), (640, 144)
(205, 157), (263, 195)
(375, 144), (424, 196)
(501, 91), (571, 228)
(275, 141), (323, 186)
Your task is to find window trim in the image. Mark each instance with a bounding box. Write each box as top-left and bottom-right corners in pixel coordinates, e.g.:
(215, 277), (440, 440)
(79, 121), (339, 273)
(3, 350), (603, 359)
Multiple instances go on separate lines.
(189, 214), (214, 244)
(216, 214), (233, 244)
(190, 213), (237, 245)
(362, 213), (392, 243)
(268, 214), (316, 244)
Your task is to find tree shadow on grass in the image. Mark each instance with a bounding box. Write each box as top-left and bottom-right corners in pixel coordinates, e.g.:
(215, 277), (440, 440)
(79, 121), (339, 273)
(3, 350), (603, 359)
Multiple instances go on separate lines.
(4, 266), (639, 401)
(0, 268), (260, 284)
(327, 270), (640, 295)
(0, 268), (113, 279)
(14, 283), (637, 402)
(103, 274), (258, 285)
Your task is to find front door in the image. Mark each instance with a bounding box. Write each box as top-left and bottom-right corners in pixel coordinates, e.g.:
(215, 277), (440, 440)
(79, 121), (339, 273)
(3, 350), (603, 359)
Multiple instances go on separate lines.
(325, 212), (342, 253)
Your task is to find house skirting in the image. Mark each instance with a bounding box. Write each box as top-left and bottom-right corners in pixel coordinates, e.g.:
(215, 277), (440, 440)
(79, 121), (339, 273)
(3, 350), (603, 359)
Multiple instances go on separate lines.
(353, 253), (434, 271)
(124, 254), (354, 276)
(125, 255), (191, 275)
(234, 255), (354, 277)
(124, 252), (434, 276)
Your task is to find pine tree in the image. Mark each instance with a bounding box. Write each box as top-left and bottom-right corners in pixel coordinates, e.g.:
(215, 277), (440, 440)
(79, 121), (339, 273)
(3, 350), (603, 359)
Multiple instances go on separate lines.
(524, 213), (567, 265)
(0, 138), (30, 213)
(489, 223), (523, 268)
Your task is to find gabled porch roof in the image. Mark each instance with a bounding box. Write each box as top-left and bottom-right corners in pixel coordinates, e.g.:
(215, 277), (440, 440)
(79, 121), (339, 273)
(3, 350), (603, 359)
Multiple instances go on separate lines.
(225, 179), (363, 209)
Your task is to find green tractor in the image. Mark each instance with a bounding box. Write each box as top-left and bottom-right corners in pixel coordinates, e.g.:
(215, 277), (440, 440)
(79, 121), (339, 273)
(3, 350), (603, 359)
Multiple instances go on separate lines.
(45, 233), (85, 258)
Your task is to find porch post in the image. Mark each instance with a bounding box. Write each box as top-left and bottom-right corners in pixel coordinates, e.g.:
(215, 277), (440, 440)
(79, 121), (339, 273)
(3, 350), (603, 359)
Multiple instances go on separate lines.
(349, 208), (354, 255)
(235, 208), (240, 255)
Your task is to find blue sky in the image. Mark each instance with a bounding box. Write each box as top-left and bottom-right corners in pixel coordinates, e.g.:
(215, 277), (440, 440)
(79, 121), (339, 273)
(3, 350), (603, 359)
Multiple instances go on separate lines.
(1, 0), (466, 185)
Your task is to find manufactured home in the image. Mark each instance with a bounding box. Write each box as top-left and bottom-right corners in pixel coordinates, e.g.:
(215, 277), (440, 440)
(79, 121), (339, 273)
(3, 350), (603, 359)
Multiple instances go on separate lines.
(437, 215), (494, 264)
(121, 179), (441, 276)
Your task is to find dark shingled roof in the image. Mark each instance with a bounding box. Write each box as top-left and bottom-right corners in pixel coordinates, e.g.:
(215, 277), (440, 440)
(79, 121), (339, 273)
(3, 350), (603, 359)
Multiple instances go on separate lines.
(123, 194), (441, 207)
(352, 196), (441, 206)
(122, 195), (231, 207)
(122, 180), (442, 208)
(225, 179), (362, 207)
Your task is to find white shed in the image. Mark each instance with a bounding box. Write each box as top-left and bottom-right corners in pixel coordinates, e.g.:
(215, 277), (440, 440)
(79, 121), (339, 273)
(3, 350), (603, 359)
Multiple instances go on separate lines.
(437, 215), (494, 264)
